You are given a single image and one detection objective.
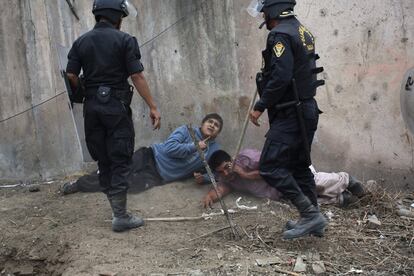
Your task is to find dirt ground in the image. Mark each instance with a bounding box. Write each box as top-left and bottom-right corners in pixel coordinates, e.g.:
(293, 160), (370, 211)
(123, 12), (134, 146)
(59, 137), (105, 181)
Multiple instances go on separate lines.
(0, 178), (413, 276)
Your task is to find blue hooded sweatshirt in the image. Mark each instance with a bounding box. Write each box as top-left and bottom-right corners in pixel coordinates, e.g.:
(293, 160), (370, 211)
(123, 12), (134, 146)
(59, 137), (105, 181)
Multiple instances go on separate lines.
(151, 125), (220, 182)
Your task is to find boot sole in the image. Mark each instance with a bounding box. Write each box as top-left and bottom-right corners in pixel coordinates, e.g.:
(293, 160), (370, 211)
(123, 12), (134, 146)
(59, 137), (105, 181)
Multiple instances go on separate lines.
(285, 222), (324, 237)
(282, 218), (327, 240)
(112, 221), (145, 232)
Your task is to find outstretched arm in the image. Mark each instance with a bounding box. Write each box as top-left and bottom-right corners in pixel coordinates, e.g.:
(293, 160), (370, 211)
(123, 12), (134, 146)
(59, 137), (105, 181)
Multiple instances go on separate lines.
(202, 184), (232, 208)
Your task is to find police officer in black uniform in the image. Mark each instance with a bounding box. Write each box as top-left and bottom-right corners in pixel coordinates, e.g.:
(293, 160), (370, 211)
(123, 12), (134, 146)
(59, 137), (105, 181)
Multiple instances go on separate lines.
(248, 0), (327, 239)
(66, 0), (161, 232)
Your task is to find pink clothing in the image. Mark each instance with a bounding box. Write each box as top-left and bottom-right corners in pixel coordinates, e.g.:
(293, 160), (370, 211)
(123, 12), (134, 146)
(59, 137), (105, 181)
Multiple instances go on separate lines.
(219, 149), (349, 205)
(218, 149), (282, 201)
(314, 171), (349, 205)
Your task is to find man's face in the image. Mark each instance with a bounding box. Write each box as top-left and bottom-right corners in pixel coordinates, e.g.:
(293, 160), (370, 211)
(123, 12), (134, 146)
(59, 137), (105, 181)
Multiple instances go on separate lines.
(216, 161), (236, 181)
(200, 118), (221, 138)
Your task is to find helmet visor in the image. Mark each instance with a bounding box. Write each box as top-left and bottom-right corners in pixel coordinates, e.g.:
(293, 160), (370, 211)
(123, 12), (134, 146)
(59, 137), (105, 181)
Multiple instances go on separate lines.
(123, 0), (138, 17)
(247, 0), (264, 18)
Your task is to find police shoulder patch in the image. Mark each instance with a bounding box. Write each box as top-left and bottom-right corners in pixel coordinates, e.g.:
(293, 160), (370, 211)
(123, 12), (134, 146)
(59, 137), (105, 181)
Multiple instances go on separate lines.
(273, 42), (285, 58)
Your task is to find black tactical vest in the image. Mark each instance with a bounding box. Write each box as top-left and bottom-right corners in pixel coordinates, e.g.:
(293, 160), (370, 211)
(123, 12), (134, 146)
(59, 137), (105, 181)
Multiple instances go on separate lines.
(260, 17), (324, 103)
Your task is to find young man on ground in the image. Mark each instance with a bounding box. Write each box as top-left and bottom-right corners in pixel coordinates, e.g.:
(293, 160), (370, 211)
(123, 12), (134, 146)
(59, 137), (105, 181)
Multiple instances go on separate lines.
(62, 114), (223, 194)
(203, 149), (365, 209)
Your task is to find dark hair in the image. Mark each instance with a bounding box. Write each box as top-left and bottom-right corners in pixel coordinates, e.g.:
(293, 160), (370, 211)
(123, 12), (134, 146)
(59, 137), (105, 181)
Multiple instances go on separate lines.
(201, 113), (223, 132)
(94, 9), (123, 25)
(208, 150), (231, 171)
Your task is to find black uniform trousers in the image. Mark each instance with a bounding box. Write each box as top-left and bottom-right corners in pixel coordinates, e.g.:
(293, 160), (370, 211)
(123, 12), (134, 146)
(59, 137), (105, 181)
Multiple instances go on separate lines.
(83, 96), (135, 196)
(75, 147), (163, 193)
(259, 99), (319, 206)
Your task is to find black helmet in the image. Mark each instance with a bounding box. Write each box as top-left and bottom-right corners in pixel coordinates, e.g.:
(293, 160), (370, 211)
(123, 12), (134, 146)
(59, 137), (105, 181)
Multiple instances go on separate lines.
(261, 0), (296, 20)
(92, 0), (137, 24)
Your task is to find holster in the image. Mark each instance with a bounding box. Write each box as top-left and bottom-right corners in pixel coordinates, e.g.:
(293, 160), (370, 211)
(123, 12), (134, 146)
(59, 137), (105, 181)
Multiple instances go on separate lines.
(112, 85), (133, 106)
(89, 85), (133, 107)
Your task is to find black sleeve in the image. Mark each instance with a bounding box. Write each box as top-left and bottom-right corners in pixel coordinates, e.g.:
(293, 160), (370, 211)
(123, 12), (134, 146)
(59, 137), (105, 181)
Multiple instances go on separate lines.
(254, 34), (294, 112)
(66, 41), (82, 75)
(125, 36), (144, 75)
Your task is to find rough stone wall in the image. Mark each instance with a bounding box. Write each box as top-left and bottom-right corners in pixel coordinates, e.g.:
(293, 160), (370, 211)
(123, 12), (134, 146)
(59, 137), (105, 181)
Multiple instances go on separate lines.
(0, 0), (413, 189)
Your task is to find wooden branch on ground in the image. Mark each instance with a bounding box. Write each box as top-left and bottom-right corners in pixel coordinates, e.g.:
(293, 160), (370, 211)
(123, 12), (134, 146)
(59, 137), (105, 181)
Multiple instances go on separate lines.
(145, 216), (204, 222)
(274, 267), (302, 276)
(189, 226), (231, 242)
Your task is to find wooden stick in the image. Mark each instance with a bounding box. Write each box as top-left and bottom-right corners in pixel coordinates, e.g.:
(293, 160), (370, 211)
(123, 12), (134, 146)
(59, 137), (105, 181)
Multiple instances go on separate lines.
(274, 267), (302, 276)
(232, 89), (258, 170)
(187, 125), (239, 239)
(145, 216), (204, 222)
(189, 226), (231, 242)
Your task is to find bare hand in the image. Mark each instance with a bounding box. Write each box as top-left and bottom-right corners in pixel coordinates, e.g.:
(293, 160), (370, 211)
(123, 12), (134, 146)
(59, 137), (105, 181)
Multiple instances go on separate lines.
(202, 195), (214, 209)
(249, 110), (262, 127)
(232, 164), (245, 178)
(150, 108), (161, 130)
(198, 136), (210, 150)
(193, 172), (204, 185)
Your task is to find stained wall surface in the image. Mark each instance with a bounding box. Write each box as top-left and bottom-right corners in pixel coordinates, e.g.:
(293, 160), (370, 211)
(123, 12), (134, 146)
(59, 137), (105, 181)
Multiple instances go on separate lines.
(0, 0), (413, 189)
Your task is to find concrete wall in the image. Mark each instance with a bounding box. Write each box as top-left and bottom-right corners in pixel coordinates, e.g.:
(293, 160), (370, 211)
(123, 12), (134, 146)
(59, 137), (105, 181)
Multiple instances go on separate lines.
(0, 0), (413, 189)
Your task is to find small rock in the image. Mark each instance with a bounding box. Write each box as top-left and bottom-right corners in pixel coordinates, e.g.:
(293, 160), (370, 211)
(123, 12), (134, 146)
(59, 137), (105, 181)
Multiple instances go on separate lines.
(28, 249), (46, 261)
(294, 256), (307, 272)
(269, 226), (279, 233)
(256, 257), (282, 266)
(366, 180), (378, 192)
(29, 185), (40, 192)
(367, 214), (381, 229)
(217, 253), (223, 260)
(307, 252), (320, 261)
(13, 265), (34, 276)
(312, 261), (326, 274)
(397, 208), (414, 218)
(189, 270), (204, 276)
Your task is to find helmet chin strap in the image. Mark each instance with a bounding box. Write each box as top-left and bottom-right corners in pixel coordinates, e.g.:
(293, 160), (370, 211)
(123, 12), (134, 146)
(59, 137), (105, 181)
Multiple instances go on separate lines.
(259, 21), (266, 29)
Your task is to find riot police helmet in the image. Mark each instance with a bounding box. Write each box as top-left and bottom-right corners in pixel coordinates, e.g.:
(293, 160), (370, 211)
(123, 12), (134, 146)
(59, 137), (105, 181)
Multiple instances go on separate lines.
(247, 0), (295, 20)
(92, 0), (138, 24)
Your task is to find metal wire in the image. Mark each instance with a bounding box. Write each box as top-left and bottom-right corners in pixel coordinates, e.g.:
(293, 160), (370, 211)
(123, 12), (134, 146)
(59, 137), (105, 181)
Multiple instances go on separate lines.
(0, 1), (208, 124)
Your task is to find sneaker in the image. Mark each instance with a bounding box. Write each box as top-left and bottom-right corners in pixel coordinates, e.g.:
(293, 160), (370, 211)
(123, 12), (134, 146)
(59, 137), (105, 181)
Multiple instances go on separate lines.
(61, 181), (79, 195)
(339, 191), (358, 207)
(348, 176), (365, 198)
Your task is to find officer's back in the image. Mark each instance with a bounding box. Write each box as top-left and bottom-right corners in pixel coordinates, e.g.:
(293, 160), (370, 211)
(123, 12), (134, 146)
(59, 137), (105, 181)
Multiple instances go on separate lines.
(70, 21), (137, 90)
(65, 0), (161, 233)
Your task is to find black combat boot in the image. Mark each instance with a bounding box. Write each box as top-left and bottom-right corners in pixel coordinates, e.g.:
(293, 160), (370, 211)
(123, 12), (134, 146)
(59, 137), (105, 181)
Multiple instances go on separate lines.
(108, 193), (144, 232)
(283, 195), (327, 240)
(347, 176), (365, 198)
(284, 221), (325, 237)
(284, 203), (324, 237)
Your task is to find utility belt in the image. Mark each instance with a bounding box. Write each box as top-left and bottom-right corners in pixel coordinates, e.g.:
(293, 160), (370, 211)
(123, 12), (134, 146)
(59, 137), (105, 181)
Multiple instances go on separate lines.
(85, 85), (134, 106)
(275, 97), (316, 118)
